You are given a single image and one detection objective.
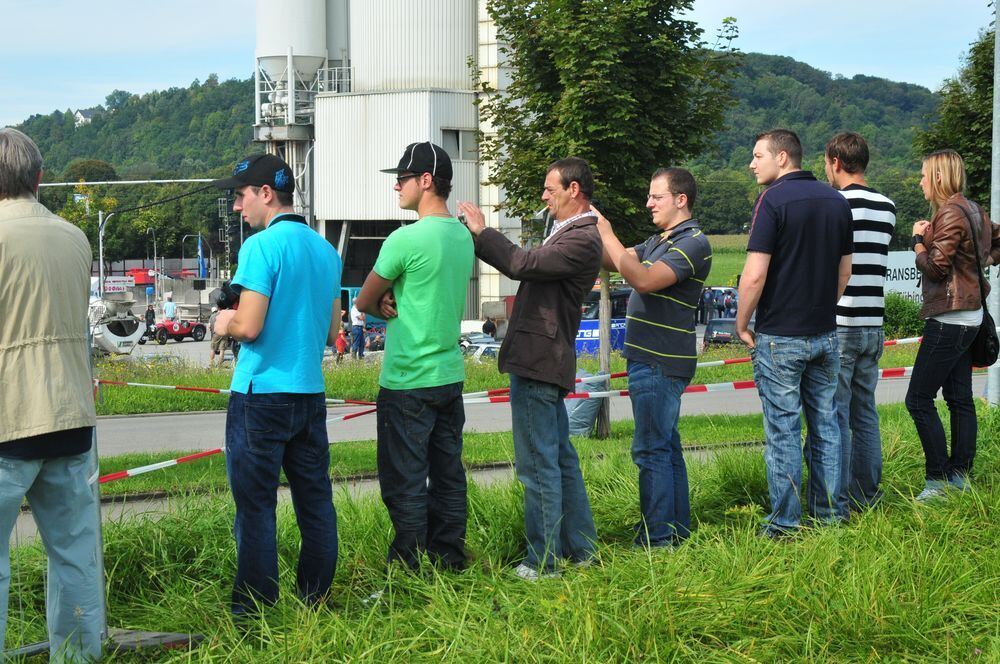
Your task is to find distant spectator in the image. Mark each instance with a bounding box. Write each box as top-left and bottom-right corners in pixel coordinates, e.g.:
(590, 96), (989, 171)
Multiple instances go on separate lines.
(145, 303), (156, 327)
(482, 316), (497, 338)
(335, 328), (348, 364)
(350, 304), (365, 359)
(701, 288), (714, 323)
(163, 294), (177, 320)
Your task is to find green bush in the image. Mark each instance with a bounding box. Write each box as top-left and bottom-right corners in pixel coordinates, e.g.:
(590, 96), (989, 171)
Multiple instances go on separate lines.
(883, 292), (923, 338)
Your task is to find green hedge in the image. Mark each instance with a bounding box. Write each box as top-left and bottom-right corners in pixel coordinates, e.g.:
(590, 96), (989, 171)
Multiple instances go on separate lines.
(884, 292), (924, 338)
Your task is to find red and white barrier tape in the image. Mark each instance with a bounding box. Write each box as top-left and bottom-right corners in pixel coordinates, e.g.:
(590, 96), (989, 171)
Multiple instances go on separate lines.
(99, 448), (223, 484)
(93, 379), (373, 406)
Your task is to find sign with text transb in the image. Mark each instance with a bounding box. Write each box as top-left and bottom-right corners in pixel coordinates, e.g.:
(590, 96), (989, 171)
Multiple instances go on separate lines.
(103, 276), (135, 293)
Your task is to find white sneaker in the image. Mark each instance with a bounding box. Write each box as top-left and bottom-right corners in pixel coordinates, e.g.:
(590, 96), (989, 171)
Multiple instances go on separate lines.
(915, 486), (946, 502)
(514, 563), (560, 582)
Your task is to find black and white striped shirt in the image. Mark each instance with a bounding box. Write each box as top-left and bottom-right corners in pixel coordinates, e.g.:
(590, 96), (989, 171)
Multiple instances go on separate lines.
(836, 184), (896, 327)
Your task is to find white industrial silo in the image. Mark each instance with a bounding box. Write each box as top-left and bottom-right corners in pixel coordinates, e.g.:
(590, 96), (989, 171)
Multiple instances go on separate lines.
(350, 0), (477, 92)
(255, 0), (327, 127)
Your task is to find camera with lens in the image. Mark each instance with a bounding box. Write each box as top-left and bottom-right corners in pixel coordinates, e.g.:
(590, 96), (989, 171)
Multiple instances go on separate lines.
(214, 281), (241, 310)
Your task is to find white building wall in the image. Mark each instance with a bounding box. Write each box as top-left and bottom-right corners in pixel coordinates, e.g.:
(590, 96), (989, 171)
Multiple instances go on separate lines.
(351, 0), (477, 92)
(314, 90), (478, 221)
(476, 0), (519, 305)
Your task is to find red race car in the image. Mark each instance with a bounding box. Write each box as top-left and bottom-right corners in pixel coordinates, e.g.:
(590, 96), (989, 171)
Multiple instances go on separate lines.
(151, 319), (207, 344)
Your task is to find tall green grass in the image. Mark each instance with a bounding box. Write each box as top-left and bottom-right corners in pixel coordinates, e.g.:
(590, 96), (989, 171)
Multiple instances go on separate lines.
(6, 405), (997, 660)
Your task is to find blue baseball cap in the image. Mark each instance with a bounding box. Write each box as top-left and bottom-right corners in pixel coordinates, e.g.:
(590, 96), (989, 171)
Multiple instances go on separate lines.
(212, 153), (295, 193)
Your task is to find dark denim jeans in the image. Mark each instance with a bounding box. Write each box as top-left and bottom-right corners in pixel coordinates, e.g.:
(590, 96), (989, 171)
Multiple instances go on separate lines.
(752, 332), (842, 534)
(509, 373), (596, 571)
(627, 360), (690, 545)
(810, 326), (885, 517)
(376, 382), (467, 570)
(351, 325), (366, 358)
(225, 389), (338, 617)
(904, 319), (978, 481)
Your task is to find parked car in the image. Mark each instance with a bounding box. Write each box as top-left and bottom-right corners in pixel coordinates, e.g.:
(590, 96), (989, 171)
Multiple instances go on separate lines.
(702, 317), (756, 351)
(577, 288), (630, 354)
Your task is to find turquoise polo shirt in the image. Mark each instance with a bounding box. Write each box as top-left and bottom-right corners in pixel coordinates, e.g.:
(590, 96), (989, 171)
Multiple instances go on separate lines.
(230, 213), (341, 394)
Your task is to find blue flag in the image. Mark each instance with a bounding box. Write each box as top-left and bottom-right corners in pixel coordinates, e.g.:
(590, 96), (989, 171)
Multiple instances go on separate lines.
(197, 236), (206, 278)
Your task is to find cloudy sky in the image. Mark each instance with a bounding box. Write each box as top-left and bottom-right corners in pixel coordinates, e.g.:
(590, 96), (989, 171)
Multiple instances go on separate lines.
(1, 0), (993, 127)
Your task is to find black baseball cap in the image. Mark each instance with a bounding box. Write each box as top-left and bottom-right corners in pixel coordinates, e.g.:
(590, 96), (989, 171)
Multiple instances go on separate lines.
(380, 142), (453, 181)
(212, 153), (295, 193)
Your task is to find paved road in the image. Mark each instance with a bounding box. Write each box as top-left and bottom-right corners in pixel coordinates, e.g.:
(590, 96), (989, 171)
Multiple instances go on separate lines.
(94, 374), (986, 457)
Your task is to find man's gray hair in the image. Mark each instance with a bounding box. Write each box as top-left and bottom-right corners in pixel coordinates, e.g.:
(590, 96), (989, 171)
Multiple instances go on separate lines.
(0, 128), (44, 200)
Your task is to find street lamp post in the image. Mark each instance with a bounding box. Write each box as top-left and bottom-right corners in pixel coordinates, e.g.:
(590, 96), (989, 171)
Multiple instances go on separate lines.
(146, 227), (158, 302)
(97, 211), (115, 298)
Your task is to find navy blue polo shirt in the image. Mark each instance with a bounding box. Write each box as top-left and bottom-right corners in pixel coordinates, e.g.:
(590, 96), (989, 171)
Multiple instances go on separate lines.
(747, 171), (853, 336)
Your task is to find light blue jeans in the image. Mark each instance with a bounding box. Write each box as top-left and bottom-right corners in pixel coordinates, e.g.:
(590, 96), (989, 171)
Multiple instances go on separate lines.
(752, 332), (842, 534)
(833, 326), (884, 515)
(509, 374), (597, 572)
(0, 448), (103, 662)
(627, 361), (690, 545)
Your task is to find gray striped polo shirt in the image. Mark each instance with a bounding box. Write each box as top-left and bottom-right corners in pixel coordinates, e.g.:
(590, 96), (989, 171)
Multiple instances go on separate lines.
(623, 219), (712, 379)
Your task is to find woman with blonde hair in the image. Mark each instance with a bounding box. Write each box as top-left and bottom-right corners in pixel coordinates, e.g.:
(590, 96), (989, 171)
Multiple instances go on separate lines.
(906, 149), (1000, 500)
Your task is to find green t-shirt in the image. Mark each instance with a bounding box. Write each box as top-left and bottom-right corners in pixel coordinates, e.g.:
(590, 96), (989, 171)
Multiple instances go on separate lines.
(373, 215), (474, 390)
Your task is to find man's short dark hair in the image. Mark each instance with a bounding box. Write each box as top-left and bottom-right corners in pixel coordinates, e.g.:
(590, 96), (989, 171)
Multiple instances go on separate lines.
(652, 167), (697, 210)
(547, 157), (594, 200)
(755, 129), (803, 168)
(825, 132), (869, 174)
(248, 185), (294, 207)
(430, 176), (452, 200)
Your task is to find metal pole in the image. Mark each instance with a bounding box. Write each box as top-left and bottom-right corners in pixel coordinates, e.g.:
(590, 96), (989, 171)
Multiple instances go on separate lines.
(97, 212), (114, 298)
(147, 227), (157, 302)
(97, 211), (104, 298)
(990, 19), (1000, 406)
(595, 270), (611, 438)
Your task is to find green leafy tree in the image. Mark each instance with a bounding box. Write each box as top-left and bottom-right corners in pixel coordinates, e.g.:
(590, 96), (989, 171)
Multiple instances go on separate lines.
(691, 168), (756, 234)
(480, 0), (739, 244)
(915, 28), (993, 210)
(63, 158), (118, 183)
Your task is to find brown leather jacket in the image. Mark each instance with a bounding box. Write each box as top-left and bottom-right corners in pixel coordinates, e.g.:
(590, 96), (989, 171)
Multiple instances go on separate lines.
(916, 194), (1000, 319)
(474, 216), (602, 391)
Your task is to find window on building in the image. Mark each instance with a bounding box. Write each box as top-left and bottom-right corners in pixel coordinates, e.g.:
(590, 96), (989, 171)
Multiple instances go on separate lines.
(441, 129), (479, 161)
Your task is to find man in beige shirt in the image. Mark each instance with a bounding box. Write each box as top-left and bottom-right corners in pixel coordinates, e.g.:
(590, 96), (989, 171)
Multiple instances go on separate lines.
(0, 128), (102, 660)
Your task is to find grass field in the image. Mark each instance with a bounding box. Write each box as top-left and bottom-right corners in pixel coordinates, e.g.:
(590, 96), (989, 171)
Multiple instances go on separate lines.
(705, 233), (747, 287)
(6, 404), (998, 661)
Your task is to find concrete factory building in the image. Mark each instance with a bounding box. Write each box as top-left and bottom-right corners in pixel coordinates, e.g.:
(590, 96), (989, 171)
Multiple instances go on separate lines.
(253, 0), (519, 316)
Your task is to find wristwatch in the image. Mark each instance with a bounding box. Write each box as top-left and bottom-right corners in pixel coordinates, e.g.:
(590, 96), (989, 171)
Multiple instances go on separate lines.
(911, 234), (925, 251)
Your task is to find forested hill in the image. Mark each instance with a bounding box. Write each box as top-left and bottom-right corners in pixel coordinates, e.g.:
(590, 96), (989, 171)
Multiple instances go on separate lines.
(692, 52), (938, 172)
(18, 74), (254, 180)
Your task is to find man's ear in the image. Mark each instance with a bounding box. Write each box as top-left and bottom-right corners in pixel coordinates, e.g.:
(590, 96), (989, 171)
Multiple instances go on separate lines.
(34, 170), (44, 195)
(568, 181), (581, 198)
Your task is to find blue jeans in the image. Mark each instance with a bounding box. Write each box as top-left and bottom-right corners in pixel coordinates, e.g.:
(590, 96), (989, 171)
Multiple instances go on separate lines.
(509, 374), (597, 571)
(905, 319), (978, 481)
(833, 326), (884, 515)
(627, 361), (690, 544)
(752, 332), (842, 534)
(376, 382), (467, 570)
(225, 389), (338, 617)
(351, 325), (365, 358)
(0, 448), (103, 663)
